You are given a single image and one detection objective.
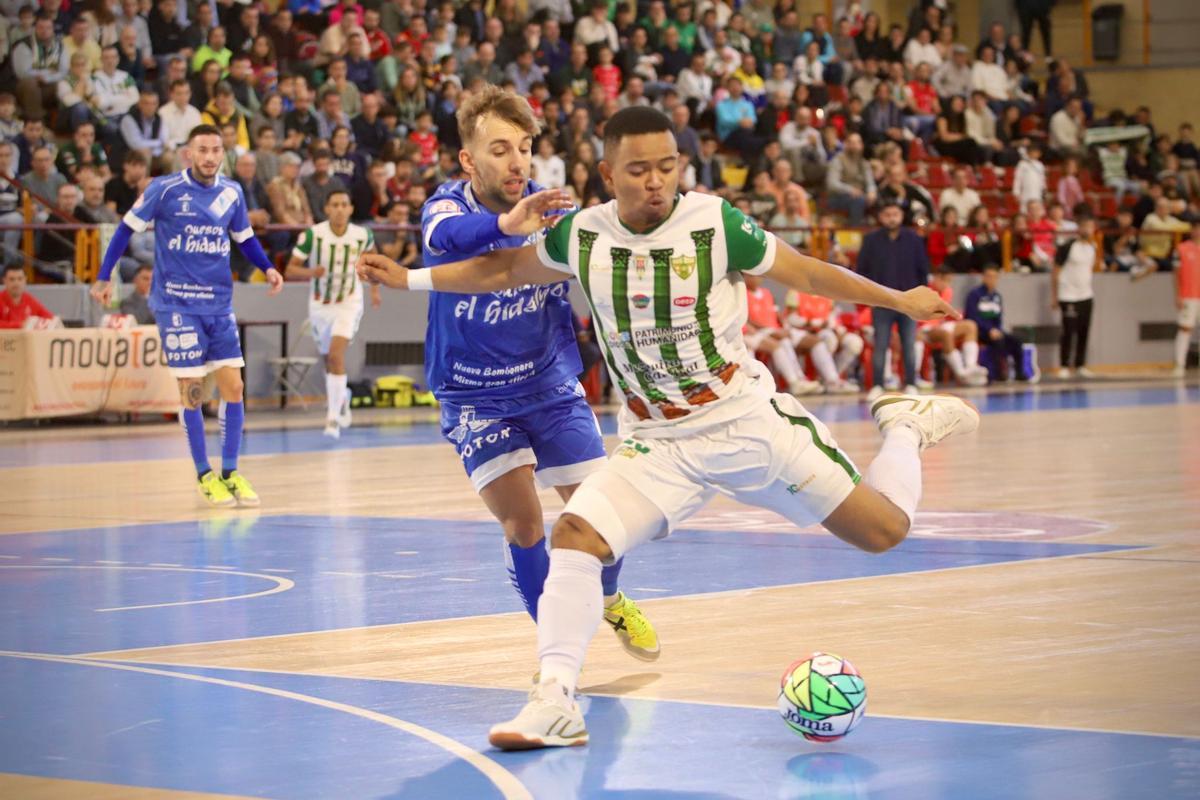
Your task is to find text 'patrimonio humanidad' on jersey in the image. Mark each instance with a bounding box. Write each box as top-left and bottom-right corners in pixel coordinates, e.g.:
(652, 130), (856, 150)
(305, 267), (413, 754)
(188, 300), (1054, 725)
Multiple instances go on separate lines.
(536, 192), (778, 434)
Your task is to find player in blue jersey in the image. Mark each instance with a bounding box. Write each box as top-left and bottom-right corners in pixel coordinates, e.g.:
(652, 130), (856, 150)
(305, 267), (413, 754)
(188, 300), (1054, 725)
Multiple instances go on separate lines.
(415, 86), (660, 660)
(90, 124), (284, 507)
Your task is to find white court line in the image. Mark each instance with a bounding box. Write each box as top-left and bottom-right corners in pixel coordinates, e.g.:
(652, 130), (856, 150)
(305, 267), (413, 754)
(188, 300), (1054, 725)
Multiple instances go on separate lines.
(0, 555), (18, 559)
(0, 565), (294, 612)
(0, 650), (531, 800)
(260, 568), (294, 574)
(40, 557), (72, 562)
(394, 551), (419, 556)
(95, 560), (124, 565)
(630, 587), (670, 593)
(149, 563), (182, 568)
(204, 565), (237, 570)
(441, 577), (476, 583)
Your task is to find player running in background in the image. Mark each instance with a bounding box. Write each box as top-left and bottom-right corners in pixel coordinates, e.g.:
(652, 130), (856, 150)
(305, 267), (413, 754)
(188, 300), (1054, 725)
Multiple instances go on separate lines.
(90, 124), (284, 507)
(414, 86), (659, 660)
(285, 190), (381, 438)
(1173, 221), (1200, 377)
(358, 106), (980, 749)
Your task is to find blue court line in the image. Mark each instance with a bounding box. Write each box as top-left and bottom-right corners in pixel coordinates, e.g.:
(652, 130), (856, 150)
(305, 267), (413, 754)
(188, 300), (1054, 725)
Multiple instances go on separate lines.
(0, 515), (1135, 654)
(0, 656), (1194, 799)
(0, 385), (1195, 468)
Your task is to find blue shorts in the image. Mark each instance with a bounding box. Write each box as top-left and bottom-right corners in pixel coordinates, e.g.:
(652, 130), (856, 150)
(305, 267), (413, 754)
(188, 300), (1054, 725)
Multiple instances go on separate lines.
(156, 311), (244, 378)
(440, 379), (608, 491)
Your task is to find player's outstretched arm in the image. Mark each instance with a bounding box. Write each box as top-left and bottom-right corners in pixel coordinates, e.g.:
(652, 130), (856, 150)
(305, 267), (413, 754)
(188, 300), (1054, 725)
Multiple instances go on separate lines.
(91, 221), (137, 306)
(764, 237), (960, 323)
(357, 245), (567, 293)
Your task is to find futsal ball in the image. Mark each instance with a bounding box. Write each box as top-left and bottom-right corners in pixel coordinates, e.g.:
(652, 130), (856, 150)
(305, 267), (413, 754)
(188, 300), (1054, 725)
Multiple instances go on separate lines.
(778, 652), (867, 742)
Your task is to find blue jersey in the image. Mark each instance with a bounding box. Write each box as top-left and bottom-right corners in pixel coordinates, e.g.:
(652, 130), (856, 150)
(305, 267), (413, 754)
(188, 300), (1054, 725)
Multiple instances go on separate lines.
(123, 169), (254, 316)
(420, 179), (581, 402)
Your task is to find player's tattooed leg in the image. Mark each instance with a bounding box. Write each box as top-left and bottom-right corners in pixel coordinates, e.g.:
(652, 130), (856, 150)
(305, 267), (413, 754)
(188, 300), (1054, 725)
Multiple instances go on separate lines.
(181, 379), (203, 409)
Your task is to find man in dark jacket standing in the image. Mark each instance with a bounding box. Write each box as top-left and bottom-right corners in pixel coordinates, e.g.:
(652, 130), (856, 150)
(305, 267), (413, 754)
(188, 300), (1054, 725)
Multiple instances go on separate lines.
(857, 200), (930, 399)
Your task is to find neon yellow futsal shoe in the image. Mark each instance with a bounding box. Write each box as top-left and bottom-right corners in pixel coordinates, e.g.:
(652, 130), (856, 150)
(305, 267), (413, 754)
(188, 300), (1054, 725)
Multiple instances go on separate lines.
(222, 471), (261, 507)
(198, 471), (236, 508)
(604, 592), (660, 661)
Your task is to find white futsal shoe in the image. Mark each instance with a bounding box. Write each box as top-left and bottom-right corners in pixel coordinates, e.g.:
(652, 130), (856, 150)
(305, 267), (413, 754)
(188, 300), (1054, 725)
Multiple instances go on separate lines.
(489, 680), (588, 751)
(870, 393), (980, 451)
(824, 379), (860, 395)
(788, 378), (823, 396)
(323, 420), (340, 439)
(337, 398), (352, 428)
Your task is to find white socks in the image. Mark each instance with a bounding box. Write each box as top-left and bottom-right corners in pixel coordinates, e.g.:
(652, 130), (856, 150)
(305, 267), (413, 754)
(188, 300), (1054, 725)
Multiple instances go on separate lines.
(835, 333), (864, 376)
(865, 425), (923, 529)
(538, 549), (604, 696)
(810, 341), (839, 384)
(962, 340), (980, 370)
(771, 345), (804, 383)
(947, 349), (967, 379)
(326, 373), (347, 422)
(1177, 329), (1192, 368)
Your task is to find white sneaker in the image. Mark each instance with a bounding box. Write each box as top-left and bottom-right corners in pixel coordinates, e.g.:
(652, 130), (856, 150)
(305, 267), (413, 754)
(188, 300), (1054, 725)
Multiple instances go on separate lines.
(824, 379), (860, 395)
(963, 371), (989, 387)
(865, 385), (884, 402)
(914, 377), (934, 390)
(1076, 367), (1096, 378)
(1056, 367), (1072, 380)
(323, 420), (341, 439)
(870, 393), (981, 451)
(1170, 365), (1186, 378)
(488, 680), (588, 751)
(788, 378), (823, 396)
(903, 384), (920, 396)
(884, 375), (901, 390)
(338, 401), (352, 428)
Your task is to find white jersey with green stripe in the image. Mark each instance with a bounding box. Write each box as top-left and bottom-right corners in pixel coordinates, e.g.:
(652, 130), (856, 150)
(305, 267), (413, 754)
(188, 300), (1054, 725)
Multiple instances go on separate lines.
(293, 221), (375, 306)
(536, 191), (780, 436)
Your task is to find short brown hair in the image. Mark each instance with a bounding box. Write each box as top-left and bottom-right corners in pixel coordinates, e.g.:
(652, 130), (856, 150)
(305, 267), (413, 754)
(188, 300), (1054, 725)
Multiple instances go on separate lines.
(455, 85), (541, 146)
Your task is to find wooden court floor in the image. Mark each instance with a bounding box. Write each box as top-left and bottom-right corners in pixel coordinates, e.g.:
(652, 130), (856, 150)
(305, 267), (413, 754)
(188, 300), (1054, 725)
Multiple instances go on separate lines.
(0, 380), (1197, 799)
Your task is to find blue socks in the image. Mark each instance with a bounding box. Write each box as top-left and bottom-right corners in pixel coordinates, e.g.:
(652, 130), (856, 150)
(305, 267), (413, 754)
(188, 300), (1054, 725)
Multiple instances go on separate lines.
(505, 540), (551, 621)
(601, 557), (623, 598)
(181, 406), (210, 478)
(220, 400), (244, 479)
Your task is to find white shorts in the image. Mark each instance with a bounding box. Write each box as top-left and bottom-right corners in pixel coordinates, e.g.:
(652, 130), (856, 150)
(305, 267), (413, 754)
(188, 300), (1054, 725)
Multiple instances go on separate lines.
(309, 300), (363, 354)
(743, 329), (773, 351)
(1179, 299), (1200, 328)
(561, 393), (861, 562)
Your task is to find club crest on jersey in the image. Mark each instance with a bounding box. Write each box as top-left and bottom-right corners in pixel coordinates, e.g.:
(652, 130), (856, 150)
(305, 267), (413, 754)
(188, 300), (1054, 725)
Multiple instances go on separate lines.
(447, 406), (499, 444)
(671, 254), (696, 279)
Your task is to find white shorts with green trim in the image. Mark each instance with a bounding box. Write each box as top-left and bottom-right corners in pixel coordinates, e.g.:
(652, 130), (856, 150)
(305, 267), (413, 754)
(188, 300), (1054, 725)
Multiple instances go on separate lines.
(309, 299), (364, 355)
(561, 392), (861, 562)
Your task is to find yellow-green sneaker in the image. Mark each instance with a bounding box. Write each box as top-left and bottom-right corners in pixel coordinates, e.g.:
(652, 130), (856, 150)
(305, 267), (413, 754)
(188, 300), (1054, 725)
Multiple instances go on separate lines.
(222, 471), (261, 507)
(198, 471), (236, 508)
(603, 592), (660, 661)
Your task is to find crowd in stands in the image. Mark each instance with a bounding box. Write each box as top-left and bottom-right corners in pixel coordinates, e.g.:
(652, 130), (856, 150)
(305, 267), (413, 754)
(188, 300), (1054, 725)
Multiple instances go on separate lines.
(0, 0), (1196, 282)
(0, 0), (1195, 382)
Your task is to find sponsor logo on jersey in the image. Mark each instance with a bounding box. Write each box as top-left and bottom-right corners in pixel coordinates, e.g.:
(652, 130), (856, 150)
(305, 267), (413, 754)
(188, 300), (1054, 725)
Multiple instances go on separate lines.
(166, 224), (232, 256)
(634, 255), (647, 279)
(673, 296), (695, 307)
(179, 332), (199, 348)
(589, 261), (612, 272)
(615, 438), (650, 458)
(670, 254), (696, 279)
(209, 186), (238, 217)
(632, 294), (651, 309)
(165, 333), (180, 349)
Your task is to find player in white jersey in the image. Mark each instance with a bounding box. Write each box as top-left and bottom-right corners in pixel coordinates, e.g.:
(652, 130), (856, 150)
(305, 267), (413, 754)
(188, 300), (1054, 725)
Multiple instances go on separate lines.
(357, 107), (981, 750)
(285, 190), (380, 438)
